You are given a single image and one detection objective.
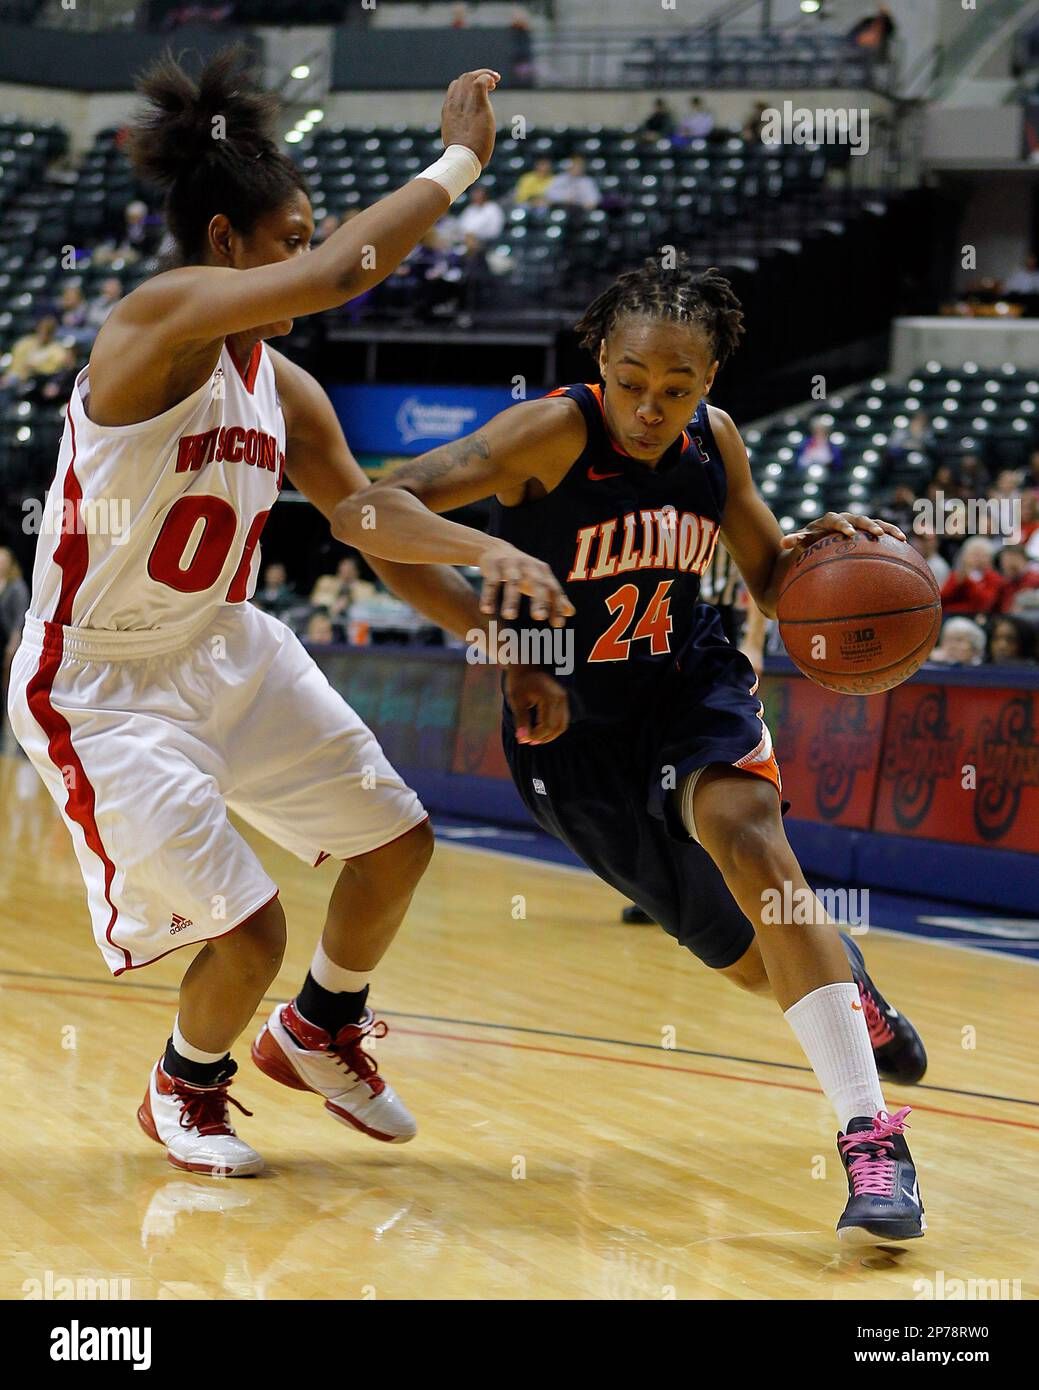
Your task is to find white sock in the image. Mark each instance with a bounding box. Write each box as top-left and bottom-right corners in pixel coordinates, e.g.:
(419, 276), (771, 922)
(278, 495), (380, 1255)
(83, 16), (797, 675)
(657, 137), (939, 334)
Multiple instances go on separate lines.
(172, 1013), (228, 1065)
(783, 983), (885, 1131)
(310, 939), (370, 994)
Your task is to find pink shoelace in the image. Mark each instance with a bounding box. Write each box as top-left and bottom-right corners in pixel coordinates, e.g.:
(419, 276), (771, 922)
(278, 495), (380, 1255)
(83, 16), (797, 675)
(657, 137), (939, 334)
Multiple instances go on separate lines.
(859, 985), (895, 1048)
(838, 1107), (912, 1197)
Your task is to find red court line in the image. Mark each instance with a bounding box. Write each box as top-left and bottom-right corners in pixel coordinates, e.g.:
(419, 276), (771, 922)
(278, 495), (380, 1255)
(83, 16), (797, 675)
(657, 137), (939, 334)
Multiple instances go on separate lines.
(391, 1026), (1039, 1134)
(5, 979), (1035, 1134)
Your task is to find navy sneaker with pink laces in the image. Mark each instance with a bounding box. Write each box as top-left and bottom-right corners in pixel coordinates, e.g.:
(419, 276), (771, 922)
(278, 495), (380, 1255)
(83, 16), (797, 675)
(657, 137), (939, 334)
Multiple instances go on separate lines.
(837, 1107), (926, 1245)
(842, 933), (927, 1084)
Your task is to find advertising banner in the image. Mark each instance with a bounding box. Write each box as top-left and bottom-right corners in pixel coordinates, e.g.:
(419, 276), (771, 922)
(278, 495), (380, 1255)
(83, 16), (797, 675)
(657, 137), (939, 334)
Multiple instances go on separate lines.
(329, 384), (528, 456)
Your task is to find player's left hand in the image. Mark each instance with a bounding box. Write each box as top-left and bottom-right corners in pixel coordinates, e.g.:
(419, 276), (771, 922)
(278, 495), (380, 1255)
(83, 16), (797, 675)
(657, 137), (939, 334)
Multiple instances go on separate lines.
(780, 511), (906, 556)
(504, 666), (570, 745)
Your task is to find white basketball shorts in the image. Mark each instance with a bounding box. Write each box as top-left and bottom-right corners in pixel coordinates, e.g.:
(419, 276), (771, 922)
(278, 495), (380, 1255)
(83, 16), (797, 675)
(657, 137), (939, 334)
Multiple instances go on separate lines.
(8, 603), (427, 975)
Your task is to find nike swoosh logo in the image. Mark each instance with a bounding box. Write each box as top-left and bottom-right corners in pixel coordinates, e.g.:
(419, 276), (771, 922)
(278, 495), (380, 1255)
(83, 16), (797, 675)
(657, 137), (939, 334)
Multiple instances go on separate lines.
(587, 466), (622, 481)
(901, 1184), (919, 1206)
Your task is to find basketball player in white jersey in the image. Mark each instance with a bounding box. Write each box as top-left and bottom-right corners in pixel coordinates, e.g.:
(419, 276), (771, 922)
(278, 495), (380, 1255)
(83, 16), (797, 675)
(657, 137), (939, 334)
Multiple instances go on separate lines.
(7, 48), (572, 1177)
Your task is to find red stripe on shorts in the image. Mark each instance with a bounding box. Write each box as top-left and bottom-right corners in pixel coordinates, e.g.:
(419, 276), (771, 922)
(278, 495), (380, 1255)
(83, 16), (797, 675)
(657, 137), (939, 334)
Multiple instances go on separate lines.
(26, 405), (128, 970)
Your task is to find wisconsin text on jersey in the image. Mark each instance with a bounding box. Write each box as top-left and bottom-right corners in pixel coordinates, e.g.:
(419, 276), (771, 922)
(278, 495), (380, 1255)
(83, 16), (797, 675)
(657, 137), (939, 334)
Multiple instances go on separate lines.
(567, 506), (721, 583)
(175, 425), (285, 481)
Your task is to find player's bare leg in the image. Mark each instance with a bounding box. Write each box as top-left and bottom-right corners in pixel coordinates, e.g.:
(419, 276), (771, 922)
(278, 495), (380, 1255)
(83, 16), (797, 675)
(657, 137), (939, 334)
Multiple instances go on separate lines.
(252, 818), (435, 1143)
(137, 899), (287, 1178)
(685, 764), (926, 1243)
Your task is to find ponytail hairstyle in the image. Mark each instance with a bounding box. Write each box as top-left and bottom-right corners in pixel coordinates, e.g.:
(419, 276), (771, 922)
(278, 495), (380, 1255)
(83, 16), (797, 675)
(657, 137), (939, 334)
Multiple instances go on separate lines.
(128, 43), (308, 265)
(575, 254), (745, 370)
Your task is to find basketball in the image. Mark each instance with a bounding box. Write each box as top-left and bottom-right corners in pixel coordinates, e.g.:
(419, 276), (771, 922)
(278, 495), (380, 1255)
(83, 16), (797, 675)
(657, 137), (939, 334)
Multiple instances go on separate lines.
(776, 531), (942, 694)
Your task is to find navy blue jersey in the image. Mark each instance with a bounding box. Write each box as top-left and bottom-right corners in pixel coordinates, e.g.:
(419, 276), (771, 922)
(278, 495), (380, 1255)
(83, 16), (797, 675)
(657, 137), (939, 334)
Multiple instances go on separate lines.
(492, 382), (728, 725)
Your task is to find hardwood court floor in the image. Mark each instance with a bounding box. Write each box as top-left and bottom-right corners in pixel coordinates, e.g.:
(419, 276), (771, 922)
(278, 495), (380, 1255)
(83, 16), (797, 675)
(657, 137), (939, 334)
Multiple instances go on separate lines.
(1, 750), (1036, 1301)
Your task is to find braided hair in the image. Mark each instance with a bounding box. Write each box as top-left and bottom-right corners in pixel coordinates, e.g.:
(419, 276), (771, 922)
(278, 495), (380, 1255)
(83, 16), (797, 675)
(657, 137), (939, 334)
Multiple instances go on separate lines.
(575, 255), (745, 369)
(128, 44), (308, 265)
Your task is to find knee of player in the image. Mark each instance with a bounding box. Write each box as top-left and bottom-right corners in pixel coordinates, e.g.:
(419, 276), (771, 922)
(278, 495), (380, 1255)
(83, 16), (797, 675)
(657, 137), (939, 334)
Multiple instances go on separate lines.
(226, 899), (287, 981)
(387, 818), (435, 882)
(713, 817), (791, 888)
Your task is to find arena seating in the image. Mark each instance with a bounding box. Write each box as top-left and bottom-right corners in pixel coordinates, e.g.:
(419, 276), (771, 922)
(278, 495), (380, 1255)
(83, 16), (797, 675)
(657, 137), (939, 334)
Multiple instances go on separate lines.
(745, 363), (1039, 529)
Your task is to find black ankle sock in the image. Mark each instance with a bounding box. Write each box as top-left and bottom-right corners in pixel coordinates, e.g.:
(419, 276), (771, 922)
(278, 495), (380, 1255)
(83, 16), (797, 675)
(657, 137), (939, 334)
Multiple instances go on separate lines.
(162, 1037), (230, 1087)
(296, 973), (369, 1035)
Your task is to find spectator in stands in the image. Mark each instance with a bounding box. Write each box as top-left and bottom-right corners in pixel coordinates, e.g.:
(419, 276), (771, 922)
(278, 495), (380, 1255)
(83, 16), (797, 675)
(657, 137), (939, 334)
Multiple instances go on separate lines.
(253, 562), (295, 619)
(641, 98), (675, 143)
(795, 417), (842, 470)
(310, 554), (375, 617)
(1024, 449), (1039, 492)
(545, 156), (601, 211)
(877, 482), (916, 534)
(987, 614), (1037, 665)
(95, 199), (160, 266)
(86, 277), (124, 330)
(303, 609), (339, 647)
(930, 616), (985, 666)
(1022, 490), (1039, 554)
(55, 283), (93, 347)
(741, 100), (770, 144)
(2, 317), (73, 389)
(885, 409), (934, 463)
(910, 528), (951, 588)
(941, 537), (1006, 614)
(675, 96), (716, 144)
(1004, 253), (1039, 296)
(990, 467), (1023, 499)
(456, 186), (505, 245)
(0, 546), (28, 716)
(955, 451), (991, 497)
(848, 5), (896, 61)
(513, 156), (555, 207)
(996, 543), (1039, 611)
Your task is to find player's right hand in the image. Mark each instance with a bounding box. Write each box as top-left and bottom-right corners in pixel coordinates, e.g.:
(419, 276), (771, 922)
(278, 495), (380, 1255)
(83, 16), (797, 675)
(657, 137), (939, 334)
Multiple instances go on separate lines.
(441, 69), (501, 168)
(477, 540), (575, 627)
(504, 666), (571, 745)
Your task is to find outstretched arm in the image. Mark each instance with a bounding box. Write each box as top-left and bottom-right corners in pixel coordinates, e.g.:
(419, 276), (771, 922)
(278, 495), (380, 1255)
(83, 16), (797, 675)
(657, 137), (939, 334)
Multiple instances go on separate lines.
(332, 396), (585, 624)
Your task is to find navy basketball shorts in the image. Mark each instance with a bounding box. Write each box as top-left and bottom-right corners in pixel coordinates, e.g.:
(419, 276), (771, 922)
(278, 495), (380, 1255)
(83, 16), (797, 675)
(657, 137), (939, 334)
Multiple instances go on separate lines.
(502, 607), (783, 970)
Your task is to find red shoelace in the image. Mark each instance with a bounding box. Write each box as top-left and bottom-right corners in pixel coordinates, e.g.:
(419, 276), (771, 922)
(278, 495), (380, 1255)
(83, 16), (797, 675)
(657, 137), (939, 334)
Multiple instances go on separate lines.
(328, 1016), (389, 1095)
(170, 1076), (253, 1136)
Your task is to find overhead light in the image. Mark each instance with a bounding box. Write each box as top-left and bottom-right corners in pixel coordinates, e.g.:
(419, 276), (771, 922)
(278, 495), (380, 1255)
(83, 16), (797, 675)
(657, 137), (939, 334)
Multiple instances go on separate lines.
(800, 0), (821, 11)
(305, 109), (324, 123)
(295, 119), (313, 133)
(291, 64), (310, 80)
(285, 130), (304, 144)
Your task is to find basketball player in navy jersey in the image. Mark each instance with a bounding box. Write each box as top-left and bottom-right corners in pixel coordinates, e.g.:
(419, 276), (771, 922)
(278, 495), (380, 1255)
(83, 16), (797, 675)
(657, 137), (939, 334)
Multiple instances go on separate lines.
(334, 257), (928, 1244)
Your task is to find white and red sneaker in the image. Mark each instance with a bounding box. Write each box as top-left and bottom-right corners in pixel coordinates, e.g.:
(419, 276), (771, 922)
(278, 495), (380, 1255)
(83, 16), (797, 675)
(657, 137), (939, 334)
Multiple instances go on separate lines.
(251, 1000), (417, 1144)
(137, 1058), (264, 1177)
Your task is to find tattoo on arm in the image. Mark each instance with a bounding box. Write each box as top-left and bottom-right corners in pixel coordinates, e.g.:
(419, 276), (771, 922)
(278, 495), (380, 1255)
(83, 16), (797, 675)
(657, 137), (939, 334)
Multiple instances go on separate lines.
(394, 433), (492, 487)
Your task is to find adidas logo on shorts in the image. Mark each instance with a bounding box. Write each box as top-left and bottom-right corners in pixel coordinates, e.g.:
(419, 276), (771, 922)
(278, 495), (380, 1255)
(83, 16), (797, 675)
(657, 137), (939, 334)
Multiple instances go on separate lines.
(532, 778), (547, 796)
(169, 914), (194, 935)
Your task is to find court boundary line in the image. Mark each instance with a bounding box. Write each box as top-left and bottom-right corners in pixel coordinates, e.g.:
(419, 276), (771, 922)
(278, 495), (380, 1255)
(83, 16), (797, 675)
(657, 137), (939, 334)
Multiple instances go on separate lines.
(2, 967), (1036, 1113)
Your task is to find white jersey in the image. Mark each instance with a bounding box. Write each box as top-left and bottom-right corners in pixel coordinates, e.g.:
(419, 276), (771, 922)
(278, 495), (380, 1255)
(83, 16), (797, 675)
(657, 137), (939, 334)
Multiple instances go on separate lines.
(28, 341), (285, 632)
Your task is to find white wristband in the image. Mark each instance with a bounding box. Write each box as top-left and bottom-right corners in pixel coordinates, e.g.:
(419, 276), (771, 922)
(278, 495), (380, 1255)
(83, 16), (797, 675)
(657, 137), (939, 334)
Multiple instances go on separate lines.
(415, 144), (482, 203)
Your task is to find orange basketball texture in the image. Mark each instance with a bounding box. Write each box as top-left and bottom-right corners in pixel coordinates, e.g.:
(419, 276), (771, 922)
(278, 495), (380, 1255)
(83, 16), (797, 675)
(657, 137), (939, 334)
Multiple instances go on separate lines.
(776, 532), (942, 695)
